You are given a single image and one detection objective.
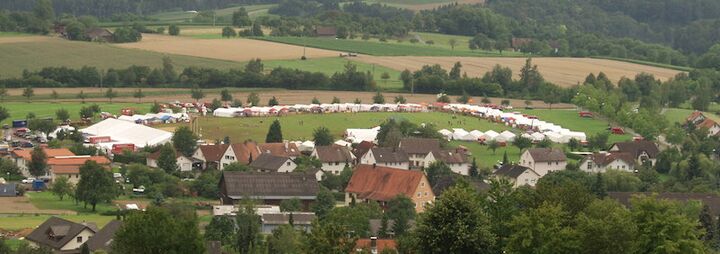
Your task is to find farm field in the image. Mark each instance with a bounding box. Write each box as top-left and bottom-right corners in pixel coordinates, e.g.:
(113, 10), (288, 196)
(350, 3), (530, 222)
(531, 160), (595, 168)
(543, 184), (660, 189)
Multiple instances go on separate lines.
(354, 56), (684, 88)
(149, 4), (276, 22)
(116, 34), (340, 62)
(264, 58), (404, 90)
(257, 36), (510, 57)
(0, 88), (574, 108)
(0, 36), (246, 78)
(365, 0), (485, 10)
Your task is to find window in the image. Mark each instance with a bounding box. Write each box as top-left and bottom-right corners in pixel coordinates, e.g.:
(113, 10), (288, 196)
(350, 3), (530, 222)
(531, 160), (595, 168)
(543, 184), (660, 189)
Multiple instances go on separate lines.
(417, 192), (421, 197)
(77, 236), (83, 243)
(548, 162), (551, 166)
(424, 192), (428, 196)
(421, 182), (425, 187)
(335, 162), (339, 166)
(587, 162), (592, 170)
(286, 162), (291, 166)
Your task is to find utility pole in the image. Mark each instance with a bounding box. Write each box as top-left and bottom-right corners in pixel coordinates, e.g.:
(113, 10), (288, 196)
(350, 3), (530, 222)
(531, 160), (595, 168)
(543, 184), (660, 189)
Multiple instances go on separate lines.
(411, 78), (414, 96)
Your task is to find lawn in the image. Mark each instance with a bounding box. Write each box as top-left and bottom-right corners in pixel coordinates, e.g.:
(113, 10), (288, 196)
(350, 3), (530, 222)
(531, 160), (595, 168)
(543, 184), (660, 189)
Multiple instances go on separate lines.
(27, 192), (118, 214)
(263, 58), (404, 90)
(255, 36), (518, 57)
(0, 39), (247, 78)
(0, 214), (116, 231)
(662, 108), (720, 124)
(0, 102), (152, 125)
(181, 112), (511, 144)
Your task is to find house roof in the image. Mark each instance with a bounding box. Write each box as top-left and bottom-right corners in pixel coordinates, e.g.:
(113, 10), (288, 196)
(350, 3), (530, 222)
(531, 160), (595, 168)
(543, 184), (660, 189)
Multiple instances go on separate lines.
(0, 183), (16, 197)
(259, 142), (301, 158)
(698, 118), (719, 129)
(52, 165), (82, 175)
(47, 156), (111, 166)
(399, 138), (440, 155)
(494, 164), (537, 178)
(526, 148), (566, 162)
(85, 27), (112, 37)
(355, 239), (397, 253)
(429, 149), (467, 164)
(431, 175), (489, 197)
(231, 141), (261, 164)
(313, 146), (354, 163)
(582, 152), (636, 167)
(353, 141), (375, 159)
(249, 154), (291, 172)
(370, 147), (409, 163)
(198, 144), (229, 162)
(314, 26), (337, 36)
(11, 148), (75, 161)
(610, 141), (659, 159)
(345, 164), (427, 201)
(608, 192), (720, 215)
(221, 171), (319, 200)
(687, 111), (704, 123)
(261, 212), (315, 225)
(85, 220), (122, 252)
(26, 217), (98, 250)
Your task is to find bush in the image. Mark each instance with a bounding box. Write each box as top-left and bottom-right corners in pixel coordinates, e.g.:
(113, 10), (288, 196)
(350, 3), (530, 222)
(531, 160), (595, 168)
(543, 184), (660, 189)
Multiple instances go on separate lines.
(410, 38), (419, 43)
(425, 40), (434, 45)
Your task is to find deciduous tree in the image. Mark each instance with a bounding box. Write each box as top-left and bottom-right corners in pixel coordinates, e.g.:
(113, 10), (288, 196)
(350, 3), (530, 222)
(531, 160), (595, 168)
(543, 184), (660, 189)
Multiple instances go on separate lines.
(50, 176), (73, 201)
(75, 161), (117, 211)
(172, 126), (197, 157)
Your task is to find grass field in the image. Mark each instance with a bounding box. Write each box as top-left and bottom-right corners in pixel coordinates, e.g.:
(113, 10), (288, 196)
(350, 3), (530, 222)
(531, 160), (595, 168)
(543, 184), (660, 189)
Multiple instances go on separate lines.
(519, 109), (632, 143)
(662, 108), (720, 124)
(0, 37), (247, 78)
(0, 214), (116, 231)
(264, 58), (404, 90)
(0, 102), (152, 124)
(256, 36), (513, 57)
(150, 4), (276, 22)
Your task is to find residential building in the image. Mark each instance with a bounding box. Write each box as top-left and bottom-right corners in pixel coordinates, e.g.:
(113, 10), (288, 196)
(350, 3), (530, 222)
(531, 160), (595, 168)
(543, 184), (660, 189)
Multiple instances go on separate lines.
(423, 149), (469, 175)
(26, 217), (99, 253)
(311, 145), (355, 174)
(579, 152), (636, 173)
(355, 238), (397, 254)
(313, 26), (337, 38)
(608, 140), (659, 166)
(193, 144), (229, 170)
(84, 220), (123, 253)
(398, 138), (440, 168)
(519, 148), (567, 176)
(249, 153), (297, 173)
(345, 164), (435, 213)
(48, 156), (111, 184)
(493, 164), (541, 188)
(352, 141), (376, 162)
(11, 148), (75, 177)
(697, 119), (720, 136)
(260, 212), (315, 234)
(219, 171), (319, 208)
(259, 142), (301, 159)
(147, 150), (200, 172)
(219, 141), (261, 170)
(360, 147), (409, 170)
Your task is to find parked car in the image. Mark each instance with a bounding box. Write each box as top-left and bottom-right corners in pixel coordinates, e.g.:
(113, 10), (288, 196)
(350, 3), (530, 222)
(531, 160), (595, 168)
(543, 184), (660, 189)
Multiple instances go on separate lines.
(132, 185), (145, 193)
(21, 178), (36, 184)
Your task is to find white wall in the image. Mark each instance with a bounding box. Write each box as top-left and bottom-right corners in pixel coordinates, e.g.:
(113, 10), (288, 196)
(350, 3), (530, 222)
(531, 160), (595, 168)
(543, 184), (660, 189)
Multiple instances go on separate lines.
(276, 159), (297, 173)
(360, 150), (409, 170)
(219, 146), (237, 170)
(519, 151), (566, 177)
(60, 228), (95, 251)
(580, 159), (634, 173)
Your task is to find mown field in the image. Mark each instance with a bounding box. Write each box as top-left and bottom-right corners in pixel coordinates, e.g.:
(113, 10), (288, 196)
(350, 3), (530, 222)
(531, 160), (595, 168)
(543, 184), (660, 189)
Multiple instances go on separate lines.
(256, 36), (512, 57)
(663, 108), (720, 124)
(0, 37), (246, 78)
(0, 102), (152, 124)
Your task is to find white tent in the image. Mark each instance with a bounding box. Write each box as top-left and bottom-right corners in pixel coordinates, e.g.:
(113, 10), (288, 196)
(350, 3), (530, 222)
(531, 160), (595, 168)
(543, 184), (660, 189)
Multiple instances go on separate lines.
(458, 132), (480, 141)
(299, 141), (315, 152)
(544, 132), (564, 143)
(469, 130), (484, 137)
(530, 132), (546, 141)
(80, 118), (173, 148)
(213, 107), (241, 117)
(438, 129), (453, 140)
(345, 127), (379, 143)
(499, 130), (517, 142)
(481, 130), (500, 141)
(334, 140), (351, 147)
(452, 128), (469, 140)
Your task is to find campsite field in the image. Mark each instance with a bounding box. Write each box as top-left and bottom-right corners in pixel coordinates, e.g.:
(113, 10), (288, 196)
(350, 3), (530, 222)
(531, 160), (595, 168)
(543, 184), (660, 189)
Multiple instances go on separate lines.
(519, 109), (632, 143)
(116, 34), (341, 62)
(354, 56), (684, 88)
(0, 36), (246, 78)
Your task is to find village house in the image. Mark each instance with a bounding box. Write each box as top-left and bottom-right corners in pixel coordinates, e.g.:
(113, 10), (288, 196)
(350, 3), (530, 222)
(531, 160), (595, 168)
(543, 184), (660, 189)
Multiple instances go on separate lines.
(355, 238), (397, 254)
(48, 156), (112, 184)
(423, 149), (469, 175)
(313, 26), (337, 38)
(85, 27), (114, 42)
(193, 144), (229, 170)
(84, 220), (123, 253)
(519, 148), (567, 177)
(345, 164), (435, 213)
(311, 145), (355, 174)
(147, 149), (200, 172)
(219, 171), (319, 209)
(608, 140), (659, 166)
(219, 141), (261, 170)
(493, 164), (541, 188)
(579, 152), (636, 173)
(260, 212), (315, 234)
(11, 148), (75, 177)
(398, 138), (440, 169)
(249, 153), (297, 173)
(26, 217), (98, 253)
(352, 141), (375, 162)
(360, 147), (410, 170)
(259, 142), (301, 159)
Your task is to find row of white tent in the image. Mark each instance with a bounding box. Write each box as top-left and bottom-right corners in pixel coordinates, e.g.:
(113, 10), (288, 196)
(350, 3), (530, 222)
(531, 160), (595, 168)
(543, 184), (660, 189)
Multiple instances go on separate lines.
(440, 129), (518, 142)
(116, 113), (189, 124)
(213, 103), (427, 117)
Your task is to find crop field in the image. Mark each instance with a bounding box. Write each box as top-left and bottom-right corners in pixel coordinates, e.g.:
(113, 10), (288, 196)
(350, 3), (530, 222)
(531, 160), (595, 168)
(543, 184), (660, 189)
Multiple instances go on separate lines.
(150, 4), (276, 22)
(354, 56), (684, 87)
(257, 36), (511, 57)
(0, 36), (246, 78)
(116, 34), (341, 62)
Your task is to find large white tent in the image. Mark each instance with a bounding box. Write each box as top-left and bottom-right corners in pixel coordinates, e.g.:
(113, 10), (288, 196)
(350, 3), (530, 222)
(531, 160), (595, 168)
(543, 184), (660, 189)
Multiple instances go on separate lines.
(452, 128), (469, 140)
(438, 129), (453, 140)
(80, 118), (173, 148)
(481, 130), (500, 141)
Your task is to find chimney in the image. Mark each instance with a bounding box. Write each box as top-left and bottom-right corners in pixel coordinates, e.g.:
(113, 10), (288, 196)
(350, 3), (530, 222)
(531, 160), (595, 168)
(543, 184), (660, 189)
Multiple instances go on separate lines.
(370, 236), (378, 254)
